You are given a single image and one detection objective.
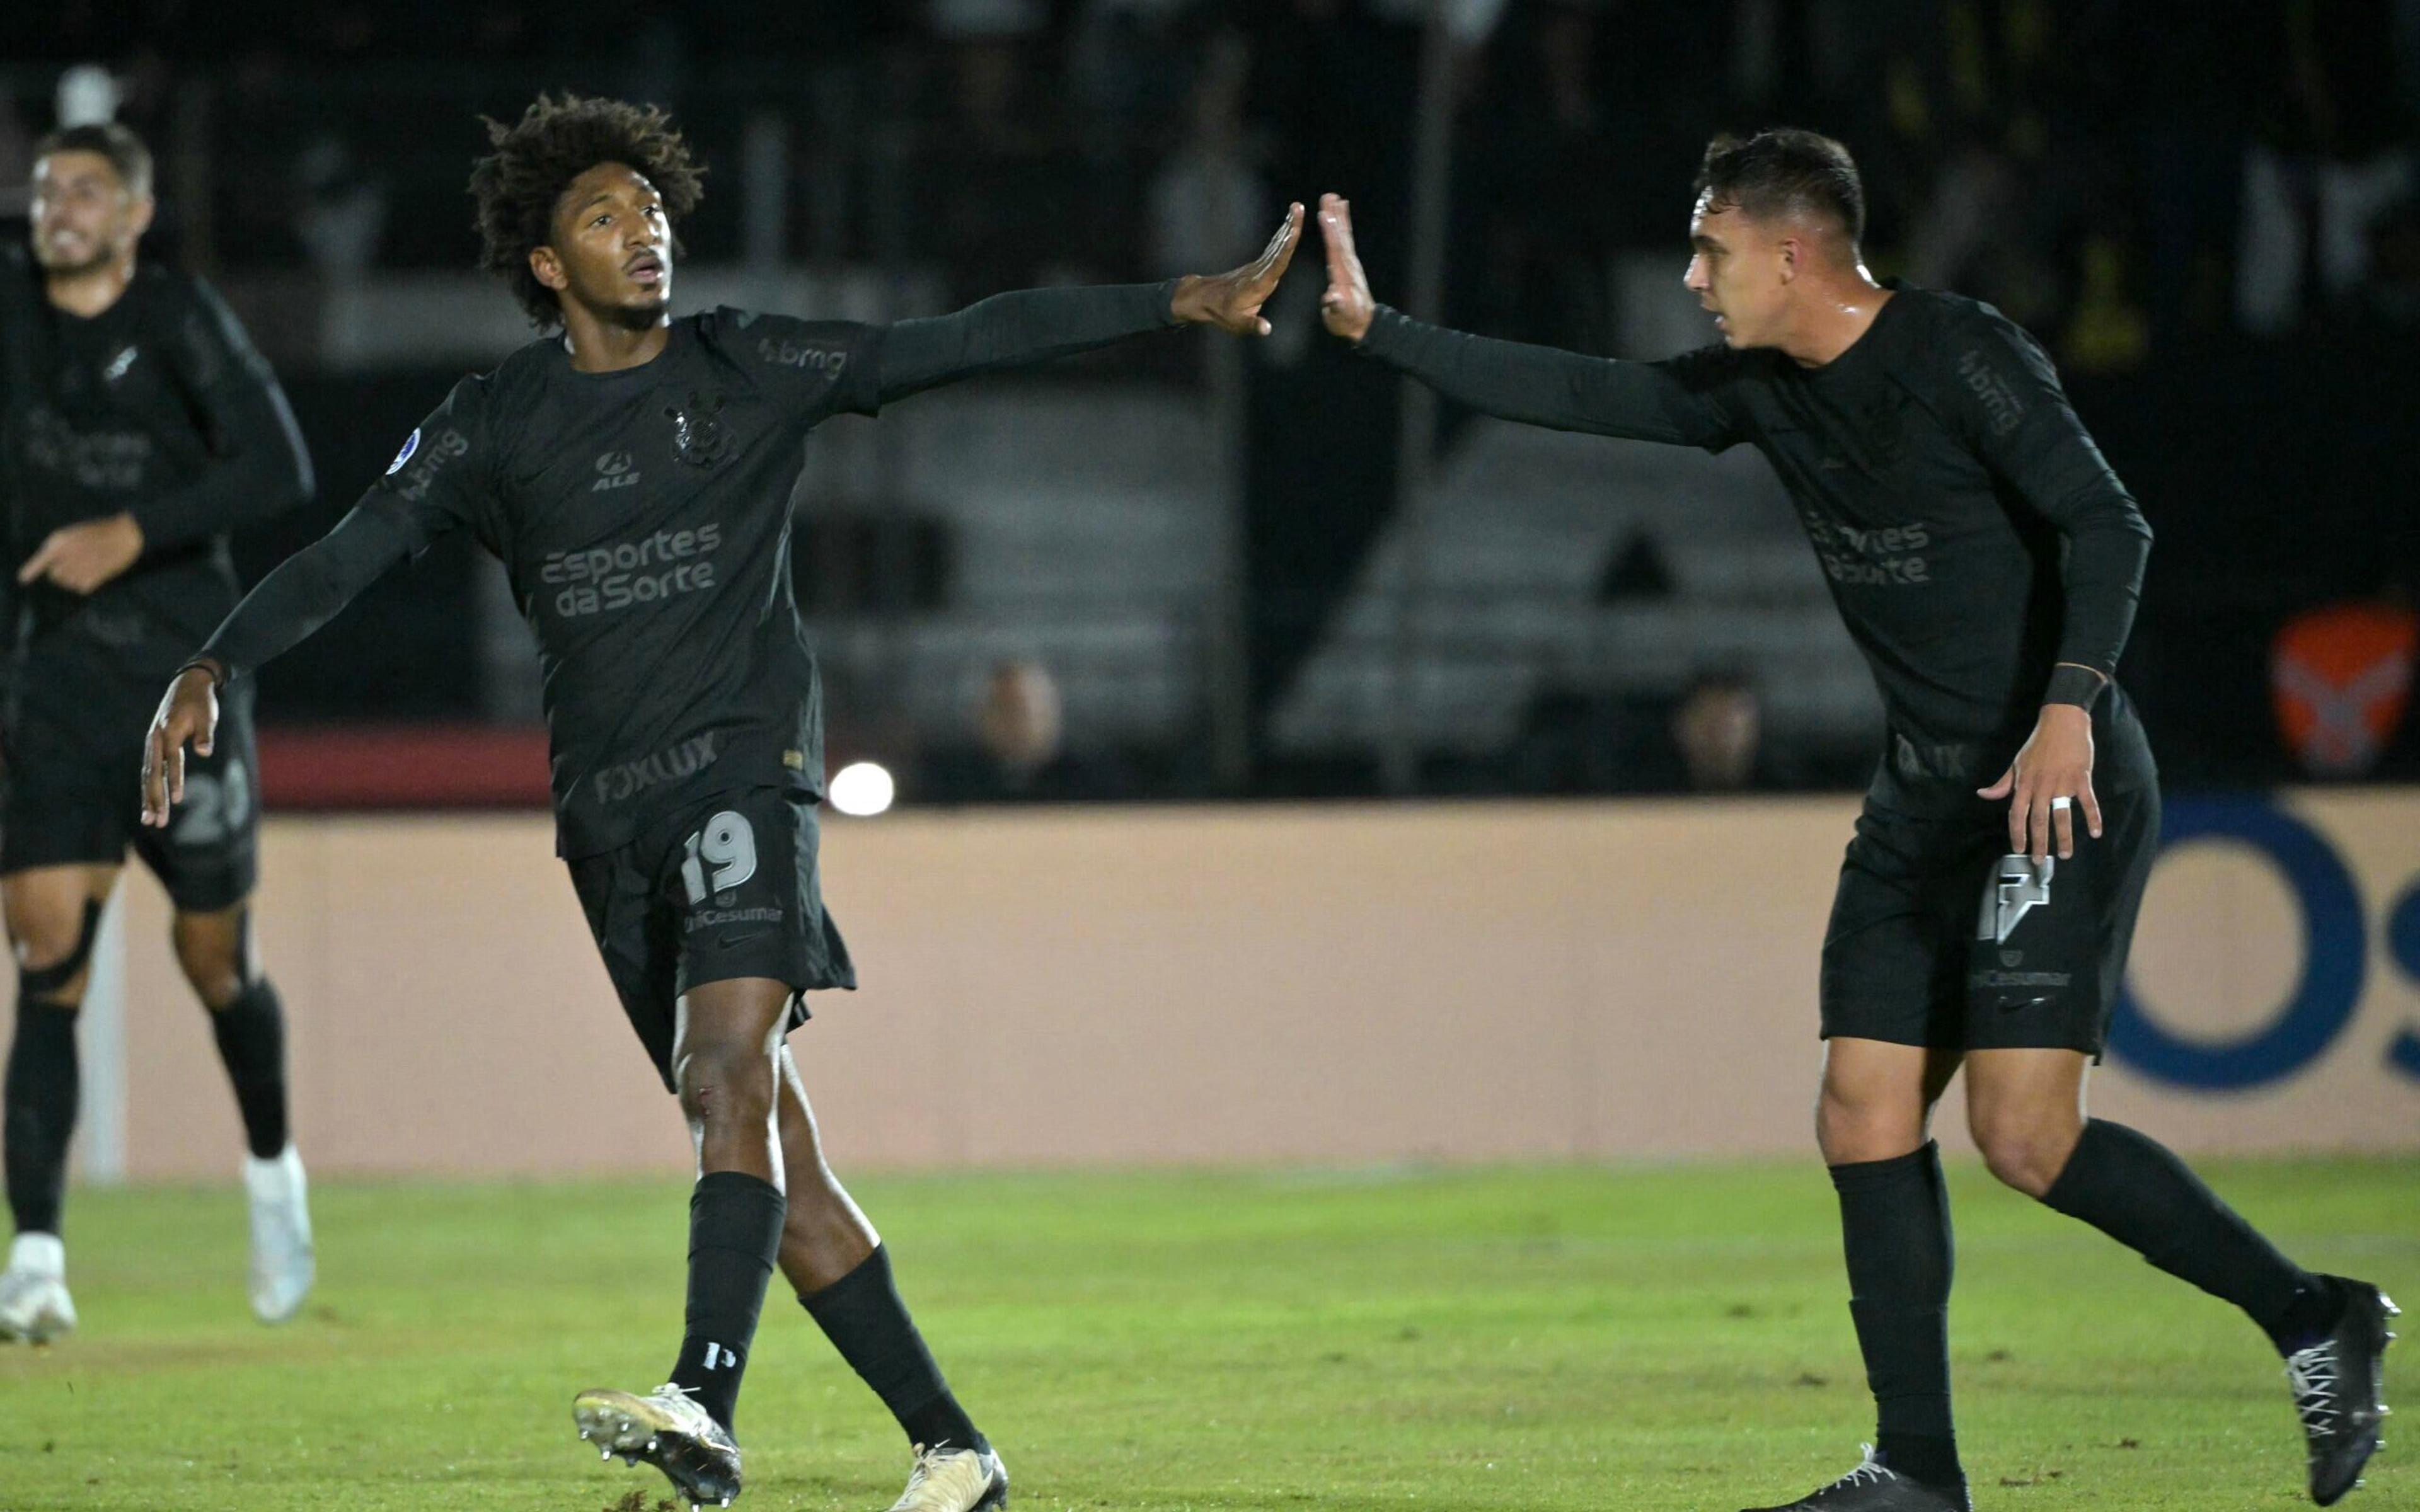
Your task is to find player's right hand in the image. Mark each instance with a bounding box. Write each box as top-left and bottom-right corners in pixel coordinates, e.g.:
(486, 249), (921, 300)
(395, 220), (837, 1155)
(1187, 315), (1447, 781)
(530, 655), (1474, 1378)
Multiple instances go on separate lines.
(1318, 192), (1376, 343)
(142, 665), (222, 828)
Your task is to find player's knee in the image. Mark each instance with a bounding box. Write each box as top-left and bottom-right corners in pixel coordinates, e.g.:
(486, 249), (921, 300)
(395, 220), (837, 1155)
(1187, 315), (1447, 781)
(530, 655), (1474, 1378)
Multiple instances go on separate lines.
(1971, 1116), (2077, 1198)
(675, 1040), (777, 1131)
(170, 908), (253, 1009)
(13, 899), (103, 1008)
(173, 939), (248, 1009)
(1814, 1084), (1923, 1165)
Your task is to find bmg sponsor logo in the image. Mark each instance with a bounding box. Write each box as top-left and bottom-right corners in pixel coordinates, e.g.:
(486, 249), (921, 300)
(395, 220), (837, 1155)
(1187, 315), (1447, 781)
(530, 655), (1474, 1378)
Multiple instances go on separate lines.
(757, 338), (848, 375)
(541, 522), (722, 617)
(1956, 347), (2027, 437)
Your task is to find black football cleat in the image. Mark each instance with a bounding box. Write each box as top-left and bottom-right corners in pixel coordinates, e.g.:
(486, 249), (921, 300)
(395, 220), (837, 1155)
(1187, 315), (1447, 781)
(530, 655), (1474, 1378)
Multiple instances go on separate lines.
(1739, 1446), (1971, 1511)
(2288, 1276), (2398, 1506)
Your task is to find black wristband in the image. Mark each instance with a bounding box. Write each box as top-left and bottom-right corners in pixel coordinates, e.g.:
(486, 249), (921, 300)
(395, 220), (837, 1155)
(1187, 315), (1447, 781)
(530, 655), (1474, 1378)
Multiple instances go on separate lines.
(2043, 663), (2106, 710)
(175, 656), (228, 688)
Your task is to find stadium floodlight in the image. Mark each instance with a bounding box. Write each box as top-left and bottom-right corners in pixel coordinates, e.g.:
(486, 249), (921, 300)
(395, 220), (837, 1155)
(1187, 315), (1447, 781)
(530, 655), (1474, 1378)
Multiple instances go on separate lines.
(829, 761), (896, 817)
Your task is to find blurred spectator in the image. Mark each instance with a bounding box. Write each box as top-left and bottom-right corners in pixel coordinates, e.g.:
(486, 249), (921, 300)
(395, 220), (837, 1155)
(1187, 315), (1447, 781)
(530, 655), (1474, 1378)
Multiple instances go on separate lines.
(2346, 195), (2420, 331)
(1148, 30), (1265, 278)
(919, 658), (1134, 802)
(1671, 671), (1763, 793)
(1512, 672), (1778, 796)
(2238, 0), (2416, 335)
(978, 658), (1066, 781)
(295, 135), (387, 278)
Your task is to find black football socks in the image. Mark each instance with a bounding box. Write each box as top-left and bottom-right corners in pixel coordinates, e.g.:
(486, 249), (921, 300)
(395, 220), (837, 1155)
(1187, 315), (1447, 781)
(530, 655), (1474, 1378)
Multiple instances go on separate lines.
(671, 1171), (788, 1433)
(804, 1244), (988, 1453)
(207, 978), (290, 1160)
(3, 1001), (79, 1237)
(2041, 1118), (2337, 1352)
(1831, 1141), (1965, 1492)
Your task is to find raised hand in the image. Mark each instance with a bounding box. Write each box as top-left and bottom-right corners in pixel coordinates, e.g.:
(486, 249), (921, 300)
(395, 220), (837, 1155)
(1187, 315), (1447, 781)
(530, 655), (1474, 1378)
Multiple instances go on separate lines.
(141, 663), (222, 828)
(1171, 203), (1305, 336)
(1317, 192), (1374, 342)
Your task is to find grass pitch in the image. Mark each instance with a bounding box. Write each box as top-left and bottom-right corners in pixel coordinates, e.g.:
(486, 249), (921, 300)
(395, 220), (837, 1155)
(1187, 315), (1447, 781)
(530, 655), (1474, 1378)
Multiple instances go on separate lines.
(0, 1157), (2411, 1511)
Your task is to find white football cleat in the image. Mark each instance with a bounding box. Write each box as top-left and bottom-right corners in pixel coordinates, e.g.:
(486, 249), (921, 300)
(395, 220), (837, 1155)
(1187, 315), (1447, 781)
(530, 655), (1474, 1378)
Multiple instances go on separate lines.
(0, 1233), (76, 1343)
(245, 1145), (315, 1324)
(573, 1383), (742, 1508)
(886, 1442), (1008, 1512)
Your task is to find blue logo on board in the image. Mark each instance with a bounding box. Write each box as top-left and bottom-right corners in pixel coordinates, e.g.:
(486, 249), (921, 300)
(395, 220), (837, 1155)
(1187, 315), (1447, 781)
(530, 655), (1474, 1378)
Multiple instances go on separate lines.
(2110, 795), (2420, 1091)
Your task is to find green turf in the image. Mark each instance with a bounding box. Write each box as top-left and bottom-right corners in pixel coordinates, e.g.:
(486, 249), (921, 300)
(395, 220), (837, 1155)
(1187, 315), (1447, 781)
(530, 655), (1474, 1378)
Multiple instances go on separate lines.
(0, 1157), (2411, 1511)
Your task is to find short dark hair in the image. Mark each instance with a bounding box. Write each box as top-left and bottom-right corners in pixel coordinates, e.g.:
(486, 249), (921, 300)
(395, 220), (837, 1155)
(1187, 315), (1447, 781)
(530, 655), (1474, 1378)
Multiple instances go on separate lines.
(33, 122), (153, 198)
(468, 93), (705, 328)
(1695, 129), (1864, 246)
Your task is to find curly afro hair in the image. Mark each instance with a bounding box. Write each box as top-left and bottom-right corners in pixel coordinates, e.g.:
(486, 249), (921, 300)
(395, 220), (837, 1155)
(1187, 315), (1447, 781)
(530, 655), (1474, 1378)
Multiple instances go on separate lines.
(470, 93), (705, 329)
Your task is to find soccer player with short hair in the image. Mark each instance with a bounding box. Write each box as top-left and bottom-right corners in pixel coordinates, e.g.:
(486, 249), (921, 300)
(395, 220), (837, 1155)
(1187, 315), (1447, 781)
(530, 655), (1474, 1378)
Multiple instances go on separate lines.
(142, 94), (1301, 1512)
(1317, 130), (2394, 1510)
(0, 122), (318, 1341)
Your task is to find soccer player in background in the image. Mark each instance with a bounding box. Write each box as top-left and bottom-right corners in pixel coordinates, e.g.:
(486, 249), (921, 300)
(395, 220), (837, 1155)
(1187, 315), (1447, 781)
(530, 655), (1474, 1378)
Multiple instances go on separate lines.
(142, 94), (1301, 1511)
(0, 123), (318, 1341)
(1317, 131), (2394, 1510)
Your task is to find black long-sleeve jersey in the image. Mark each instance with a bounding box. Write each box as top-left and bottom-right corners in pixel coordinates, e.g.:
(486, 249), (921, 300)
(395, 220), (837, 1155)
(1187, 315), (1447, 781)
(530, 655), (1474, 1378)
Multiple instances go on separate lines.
(0, 246), (313, 679)
(197, 281), (1182, 857)
(1359, 285), (2157, 811)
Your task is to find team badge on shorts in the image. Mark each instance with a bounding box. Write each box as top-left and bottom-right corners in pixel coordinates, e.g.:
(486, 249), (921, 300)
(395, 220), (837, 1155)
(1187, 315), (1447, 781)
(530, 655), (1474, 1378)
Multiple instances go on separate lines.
(1978, 853), (2054, 944)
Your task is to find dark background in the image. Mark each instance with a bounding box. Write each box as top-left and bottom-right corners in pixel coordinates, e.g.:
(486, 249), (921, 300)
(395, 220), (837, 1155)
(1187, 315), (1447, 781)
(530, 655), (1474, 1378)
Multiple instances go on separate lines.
(6, 0), (2417, 798)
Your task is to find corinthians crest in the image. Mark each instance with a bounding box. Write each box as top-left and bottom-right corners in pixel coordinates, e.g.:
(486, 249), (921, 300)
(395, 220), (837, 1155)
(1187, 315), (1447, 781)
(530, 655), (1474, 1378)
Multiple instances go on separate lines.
(665, 390), (732, 467)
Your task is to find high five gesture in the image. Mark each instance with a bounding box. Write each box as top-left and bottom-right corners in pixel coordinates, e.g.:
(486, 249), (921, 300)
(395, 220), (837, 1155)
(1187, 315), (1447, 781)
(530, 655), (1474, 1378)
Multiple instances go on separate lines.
(1316, 193), (1374, 342)
(1172, 202), (1306, 336)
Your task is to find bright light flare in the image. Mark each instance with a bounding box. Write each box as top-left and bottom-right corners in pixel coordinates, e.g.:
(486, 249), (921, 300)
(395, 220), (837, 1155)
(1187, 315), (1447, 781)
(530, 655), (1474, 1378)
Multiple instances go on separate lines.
(828, 761), (896, 817)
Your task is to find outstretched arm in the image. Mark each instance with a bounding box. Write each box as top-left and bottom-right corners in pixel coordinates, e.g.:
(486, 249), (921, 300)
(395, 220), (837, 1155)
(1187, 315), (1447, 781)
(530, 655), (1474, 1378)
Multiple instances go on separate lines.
(875, 203), (1306, 404)
(144, 380), (493, 827)
(1318, 193), (1739, 449)
(141, 503), (422, 826)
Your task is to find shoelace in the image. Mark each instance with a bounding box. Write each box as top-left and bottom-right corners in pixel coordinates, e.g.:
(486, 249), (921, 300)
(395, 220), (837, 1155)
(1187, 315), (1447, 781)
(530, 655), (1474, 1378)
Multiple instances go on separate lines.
(900, 1444), (977, 1499)
(1823, 1447), (1898, 1492)
(2287, 1345), (2342, 1435)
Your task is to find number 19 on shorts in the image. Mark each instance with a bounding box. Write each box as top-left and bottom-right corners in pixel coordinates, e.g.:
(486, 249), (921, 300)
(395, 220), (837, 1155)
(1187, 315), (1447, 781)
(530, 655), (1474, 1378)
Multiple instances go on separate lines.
(680, 810), (758, 904)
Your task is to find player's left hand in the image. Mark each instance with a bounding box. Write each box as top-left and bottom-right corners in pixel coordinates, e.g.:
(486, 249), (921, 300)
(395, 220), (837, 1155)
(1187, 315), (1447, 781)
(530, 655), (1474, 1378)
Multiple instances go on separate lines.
(1170, 203), (1305, 336)
(18, 512), (144, 595)
(1979, 703), (2100, 864)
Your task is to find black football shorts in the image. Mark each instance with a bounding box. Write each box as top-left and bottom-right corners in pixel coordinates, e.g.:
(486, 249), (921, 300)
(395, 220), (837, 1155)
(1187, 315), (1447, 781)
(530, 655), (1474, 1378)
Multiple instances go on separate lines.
(568, 786), (856, 1093)
(1819, 781), (2160, 1057)
(2, 663), (260, 914)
